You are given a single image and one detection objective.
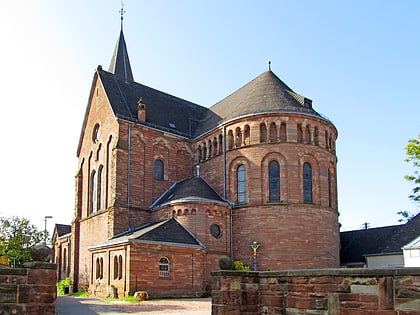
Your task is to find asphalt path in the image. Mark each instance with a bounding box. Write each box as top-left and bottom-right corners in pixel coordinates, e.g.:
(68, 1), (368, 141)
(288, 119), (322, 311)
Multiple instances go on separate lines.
(56, 296), (212, 315)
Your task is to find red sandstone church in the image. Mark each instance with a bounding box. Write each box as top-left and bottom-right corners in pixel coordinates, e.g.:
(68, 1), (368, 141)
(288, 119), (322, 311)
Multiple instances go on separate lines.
(58, 20), (339, 297)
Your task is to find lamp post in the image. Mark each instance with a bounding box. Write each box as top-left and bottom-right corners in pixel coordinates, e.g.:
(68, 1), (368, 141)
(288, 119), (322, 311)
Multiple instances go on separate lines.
(249, 240), (261, 271)
(44, 216), (53, 244)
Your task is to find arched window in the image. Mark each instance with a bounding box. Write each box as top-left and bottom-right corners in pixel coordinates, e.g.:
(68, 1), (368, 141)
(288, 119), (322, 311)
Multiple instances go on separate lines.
(243, 125), (250, 145)
(269, 122), (277, 142)
(118, 255), (123, 280)
(235, 127), (242, 147)
(279, 123), (287, 142)
(328, 169), (333, 208)
(269, 161), (280, 202)
(260, 124), (267, 142)
(90, 170), (97, 214)
(227, 130), (234, 150)
(113, 256), (118, 280)
(97, 165), (104, 211)
(159, 257), (170, 278)
(303, 163), (313, 204)
(154, 159), (164, 180)
(218, 134), (223, 154)
(96, 257), (103, 280)
(237, 164), (246, 205)
(63, 248), (67, 276)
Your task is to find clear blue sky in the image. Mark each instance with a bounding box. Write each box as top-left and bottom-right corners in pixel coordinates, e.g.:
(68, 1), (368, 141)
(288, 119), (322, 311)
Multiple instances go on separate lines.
(0, 1), (419, 235)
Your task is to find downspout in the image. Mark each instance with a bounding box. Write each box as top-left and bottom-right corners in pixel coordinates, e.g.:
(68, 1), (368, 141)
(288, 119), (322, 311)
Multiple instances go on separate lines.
(124, 245), (127, 294)
(127, 124), (131, 231)
(223, 126), (234, 259)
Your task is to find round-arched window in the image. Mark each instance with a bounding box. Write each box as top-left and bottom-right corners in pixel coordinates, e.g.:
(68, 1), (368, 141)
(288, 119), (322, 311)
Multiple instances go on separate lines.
(92, 123), (100, 143)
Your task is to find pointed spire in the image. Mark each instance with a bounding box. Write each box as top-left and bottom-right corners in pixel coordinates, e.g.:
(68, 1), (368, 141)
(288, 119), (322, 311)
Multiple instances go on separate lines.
(108, 3), (134, 81)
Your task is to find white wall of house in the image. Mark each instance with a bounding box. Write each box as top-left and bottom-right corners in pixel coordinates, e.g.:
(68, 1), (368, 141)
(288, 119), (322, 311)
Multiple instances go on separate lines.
(366, 254), (404, 268)
(403, 236), (420, 267)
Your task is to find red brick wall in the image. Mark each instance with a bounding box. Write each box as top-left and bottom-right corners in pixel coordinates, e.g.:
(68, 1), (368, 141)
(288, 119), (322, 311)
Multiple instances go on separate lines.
(0, 262), (57, 315)
(211, 268), (420, 315)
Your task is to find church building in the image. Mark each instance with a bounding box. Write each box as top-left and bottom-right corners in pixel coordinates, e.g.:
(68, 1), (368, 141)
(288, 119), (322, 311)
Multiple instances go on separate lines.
(67, 19), (340, 297)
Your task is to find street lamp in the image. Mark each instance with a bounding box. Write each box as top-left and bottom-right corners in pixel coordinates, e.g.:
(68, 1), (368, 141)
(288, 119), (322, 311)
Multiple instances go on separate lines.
(249, 240), (261, 271)
(44, 216), (53, 244)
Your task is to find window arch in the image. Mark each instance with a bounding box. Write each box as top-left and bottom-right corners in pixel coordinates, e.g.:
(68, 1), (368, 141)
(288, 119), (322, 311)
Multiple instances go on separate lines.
(237, 164), (246, 204)
(227, 130), (234, 150)
(159, 257), (170, 278)
(154, 159), (164, 180)
(303, 162), (313, 204)
(269, 161), (280, 202)
(96, 257), (103, 280)
(269, 122), (277, 142)
(118, 255), (123, 280)
(243, 125), (250, 145)
(113, 255), (118, 280)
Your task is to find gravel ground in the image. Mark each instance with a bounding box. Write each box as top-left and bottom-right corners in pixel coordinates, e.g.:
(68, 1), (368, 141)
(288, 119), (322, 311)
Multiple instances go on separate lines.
(57, 296), (212, 315)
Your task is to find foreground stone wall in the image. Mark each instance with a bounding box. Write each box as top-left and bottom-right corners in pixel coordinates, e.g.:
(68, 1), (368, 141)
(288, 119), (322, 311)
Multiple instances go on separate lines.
(211, 268), (420, 315)
(0, 262), (57, 315)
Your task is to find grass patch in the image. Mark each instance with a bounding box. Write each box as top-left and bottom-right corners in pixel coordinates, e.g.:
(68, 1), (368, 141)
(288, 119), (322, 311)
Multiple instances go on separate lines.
(69, 291), (89, 297)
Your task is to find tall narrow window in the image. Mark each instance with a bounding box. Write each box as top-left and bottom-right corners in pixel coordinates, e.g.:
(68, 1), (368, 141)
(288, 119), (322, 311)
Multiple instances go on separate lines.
(303, 163), (313, 204)
(269, 122), (277, 142)
(97, 166), (103, 211)
(159, 257), (170, 278)
(90, 170), (97, 214)
(63, 248), (67, 276)
(328, 169), (333, 208)
(260, 124), (267, 142)
(237, 164), (246, 204)
(118, 255), (123, 280)
(113, 256), (118, 280)
(269, 161), (280, 202)
(99, 257), (104, 279)
(154, 159), (164, 180)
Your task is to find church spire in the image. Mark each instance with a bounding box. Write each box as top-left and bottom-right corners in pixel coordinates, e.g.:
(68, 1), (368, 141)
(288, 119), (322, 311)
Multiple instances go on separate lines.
(108, 3), (134, 81)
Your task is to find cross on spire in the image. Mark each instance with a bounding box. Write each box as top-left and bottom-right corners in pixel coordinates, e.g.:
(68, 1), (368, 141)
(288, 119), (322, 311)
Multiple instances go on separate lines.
(119, 2), (125, 30)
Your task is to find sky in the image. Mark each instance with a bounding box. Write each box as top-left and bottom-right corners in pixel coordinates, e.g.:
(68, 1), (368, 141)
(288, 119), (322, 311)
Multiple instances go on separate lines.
(0, 1), (419, 237)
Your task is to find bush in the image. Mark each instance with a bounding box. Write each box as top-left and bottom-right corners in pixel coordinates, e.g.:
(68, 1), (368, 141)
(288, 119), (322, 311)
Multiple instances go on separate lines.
(233, 260), (250, 271)
(57, 277), (70, 295)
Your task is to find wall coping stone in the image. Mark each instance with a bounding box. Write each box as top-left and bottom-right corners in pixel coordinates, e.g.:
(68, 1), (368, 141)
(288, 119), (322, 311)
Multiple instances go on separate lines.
(23, 262), (57, 270)
(212, 267), (420, 278)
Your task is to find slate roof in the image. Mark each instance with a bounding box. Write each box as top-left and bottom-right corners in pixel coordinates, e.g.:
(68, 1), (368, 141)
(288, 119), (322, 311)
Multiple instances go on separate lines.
(340, 214), (420, 265)
(108, 29), (134, 81)
(150, 176), (227, 209)
(89, 218), (204, 250)
(98, 67), (215, 138)
(54, 224), (71, 237)
(94, 28), (333, 141)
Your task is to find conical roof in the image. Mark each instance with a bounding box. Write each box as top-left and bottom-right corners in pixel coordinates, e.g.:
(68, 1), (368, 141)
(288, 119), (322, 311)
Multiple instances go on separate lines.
(108, 29), (134, 81)
(210, 70), (321, 121)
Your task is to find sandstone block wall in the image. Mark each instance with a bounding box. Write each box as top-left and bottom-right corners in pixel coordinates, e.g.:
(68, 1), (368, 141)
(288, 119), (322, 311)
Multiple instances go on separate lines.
(0, 262), (57, 315)
(211, 268), (420, 315)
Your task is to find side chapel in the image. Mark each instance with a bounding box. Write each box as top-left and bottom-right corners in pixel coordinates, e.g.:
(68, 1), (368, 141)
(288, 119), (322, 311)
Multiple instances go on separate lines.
(66, 19), (340, 297)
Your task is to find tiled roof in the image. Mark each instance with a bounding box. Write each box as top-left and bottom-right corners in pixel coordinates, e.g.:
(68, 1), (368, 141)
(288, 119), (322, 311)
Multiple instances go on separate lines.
(89, 218), (204, 250)
(340, 214), (420, 265)
(150, 176), (227, 209)
(55, 224), (71, 237)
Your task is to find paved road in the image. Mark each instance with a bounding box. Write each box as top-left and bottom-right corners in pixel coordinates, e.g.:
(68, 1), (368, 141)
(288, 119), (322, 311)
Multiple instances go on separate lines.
(56, 296), (211, 315)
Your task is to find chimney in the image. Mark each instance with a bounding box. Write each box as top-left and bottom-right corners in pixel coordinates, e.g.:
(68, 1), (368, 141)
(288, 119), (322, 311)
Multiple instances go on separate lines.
(137, 98), (146, 122)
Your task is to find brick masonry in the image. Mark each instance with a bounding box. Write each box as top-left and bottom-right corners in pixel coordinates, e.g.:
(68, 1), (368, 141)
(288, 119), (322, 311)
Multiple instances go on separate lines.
(0, 262), (57, 315)
(211, 268), (420, 315)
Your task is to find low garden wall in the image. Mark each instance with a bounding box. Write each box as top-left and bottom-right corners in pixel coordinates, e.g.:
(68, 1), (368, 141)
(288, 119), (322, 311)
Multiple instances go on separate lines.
(211, 268), (420, 315)
(0, 262), (57, 315)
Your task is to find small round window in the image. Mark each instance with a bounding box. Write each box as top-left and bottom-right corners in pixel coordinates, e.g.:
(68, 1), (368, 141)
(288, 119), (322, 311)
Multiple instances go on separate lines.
(210, 224), (223, 239)
(92, 123), (100, 143)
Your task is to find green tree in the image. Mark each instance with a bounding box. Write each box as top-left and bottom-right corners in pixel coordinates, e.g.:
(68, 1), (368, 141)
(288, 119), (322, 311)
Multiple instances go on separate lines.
(0, 216), (44, 267)
(405, 134), (420, 203)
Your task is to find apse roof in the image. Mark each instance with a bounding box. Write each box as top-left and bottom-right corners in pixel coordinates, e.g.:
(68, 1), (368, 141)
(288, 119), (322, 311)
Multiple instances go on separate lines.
(89, 218), (205, 250)
(54, 224), (71, 237)
(150, 176), (228, 209)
